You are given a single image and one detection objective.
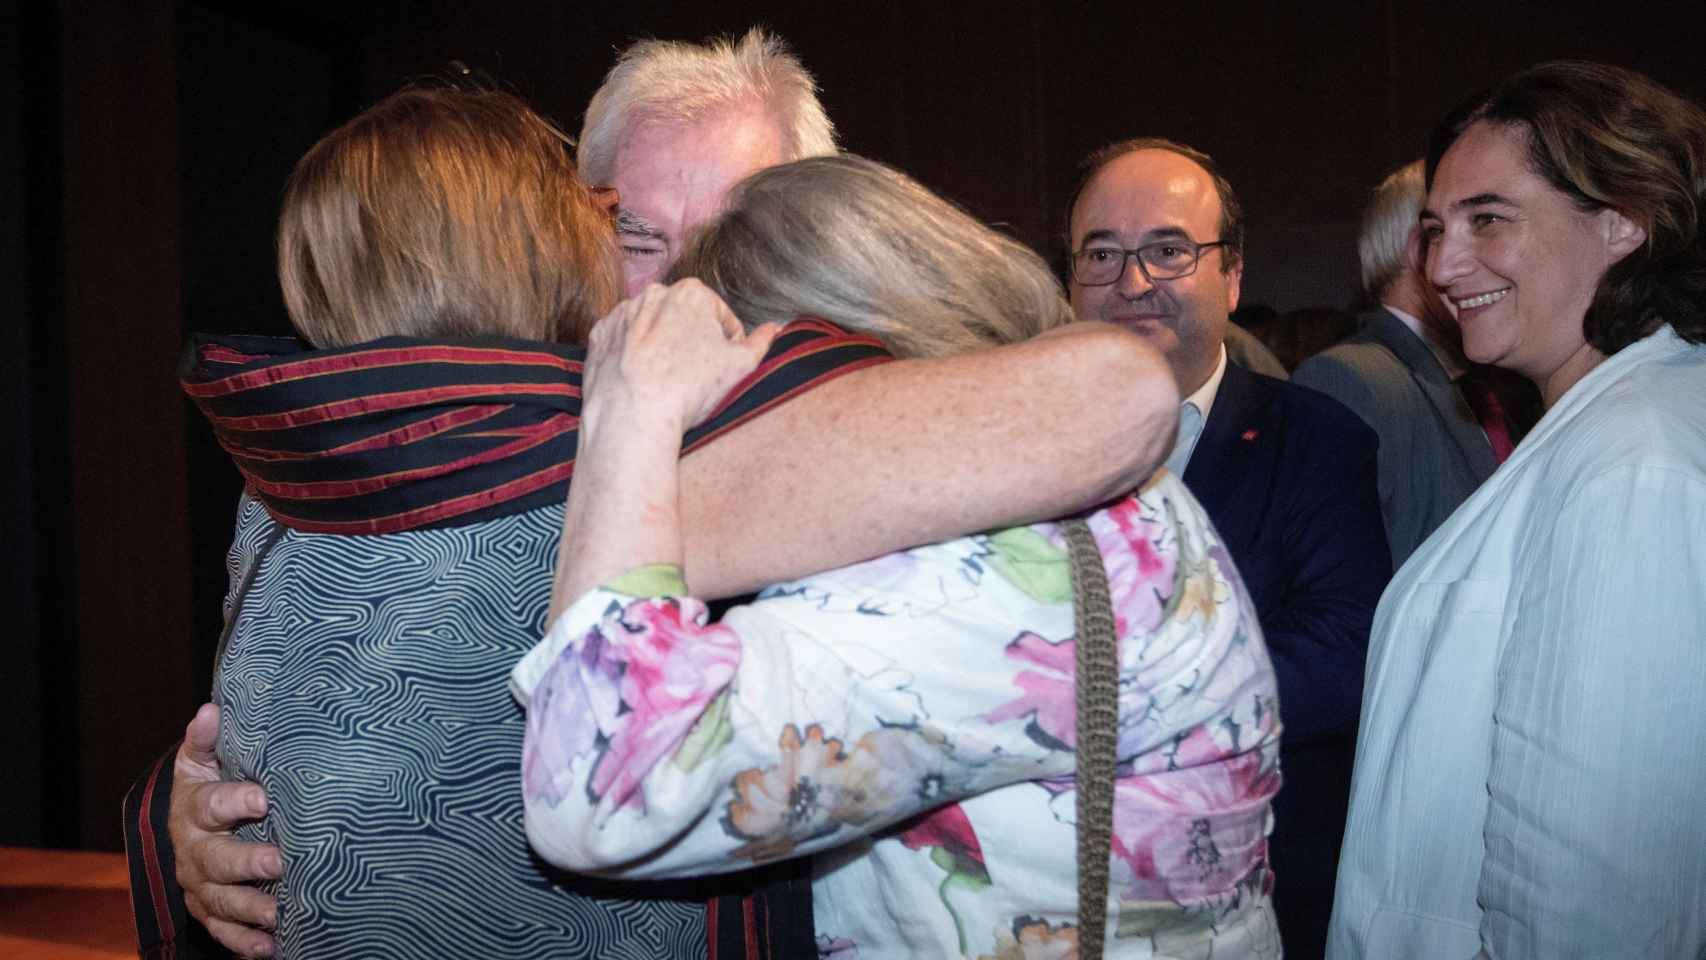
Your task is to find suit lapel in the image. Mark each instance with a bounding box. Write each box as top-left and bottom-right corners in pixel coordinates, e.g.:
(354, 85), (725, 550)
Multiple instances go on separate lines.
(1182, 361), (1272, 546)
(1365, 310), (1499, 481)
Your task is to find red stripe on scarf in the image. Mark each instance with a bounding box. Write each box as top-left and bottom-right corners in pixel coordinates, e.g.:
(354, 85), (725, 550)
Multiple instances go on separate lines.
(697, 329), (887, 425)
(684, 354), (891, 455)
(260, 458), (576, 534)
(203, 382), (578, 432)
(241, 414), (574, 500)
(219, 404), (511, 462)
(184, 344), (583, 398)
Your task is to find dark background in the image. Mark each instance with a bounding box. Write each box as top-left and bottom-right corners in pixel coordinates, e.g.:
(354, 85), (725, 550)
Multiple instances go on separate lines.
(7, 0), (1704, 852)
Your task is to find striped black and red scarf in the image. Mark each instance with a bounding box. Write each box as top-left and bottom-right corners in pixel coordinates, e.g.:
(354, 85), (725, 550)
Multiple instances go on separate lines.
(180, 317), (891, 535)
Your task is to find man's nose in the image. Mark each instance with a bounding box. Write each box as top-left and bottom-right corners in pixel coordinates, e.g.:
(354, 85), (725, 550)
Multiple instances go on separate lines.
(1116, 254), (1155, 298)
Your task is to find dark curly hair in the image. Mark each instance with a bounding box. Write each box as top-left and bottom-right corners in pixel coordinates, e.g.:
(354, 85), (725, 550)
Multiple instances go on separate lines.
(1425, 61), (1706, 354)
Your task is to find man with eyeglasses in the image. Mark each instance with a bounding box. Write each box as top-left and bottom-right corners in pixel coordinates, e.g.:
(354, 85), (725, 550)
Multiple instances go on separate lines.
(1066, 138), (1391, 959)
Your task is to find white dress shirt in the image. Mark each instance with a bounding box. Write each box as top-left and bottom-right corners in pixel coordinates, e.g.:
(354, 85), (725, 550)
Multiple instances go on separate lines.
(1328, 325), (1706, 959)
(1163, 345), (1228, 476)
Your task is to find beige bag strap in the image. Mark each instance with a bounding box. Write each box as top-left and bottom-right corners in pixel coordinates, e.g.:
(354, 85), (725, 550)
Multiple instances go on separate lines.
(1061, 517), (1118, 959)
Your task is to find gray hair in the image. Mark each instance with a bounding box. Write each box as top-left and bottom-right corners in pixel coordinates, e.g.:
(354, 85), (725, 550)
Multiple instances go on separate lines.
(670, 154), (1073, 358)
(1359, 159), (1426, 299)
(577, 28), (837, 186)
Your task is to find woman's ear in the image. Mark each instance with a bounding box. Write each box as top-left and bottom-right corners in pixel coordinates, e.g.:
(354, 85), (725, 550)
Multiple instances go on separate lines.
(1604, 208), (1647, 264)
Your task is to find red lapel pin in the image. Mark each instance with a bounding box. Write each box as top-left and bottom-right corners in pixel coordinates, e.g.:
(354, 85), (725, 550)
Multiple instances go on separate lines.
(1241, 429), (1259, 442)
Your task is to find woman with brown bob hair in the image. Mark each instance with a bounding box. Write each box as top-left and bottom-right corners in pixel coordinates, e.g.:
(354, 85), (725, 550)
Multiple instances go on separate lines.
(1332, 61), (1706, 959)
(165, 82), (1181, 958)
(277, 85), (621, 347)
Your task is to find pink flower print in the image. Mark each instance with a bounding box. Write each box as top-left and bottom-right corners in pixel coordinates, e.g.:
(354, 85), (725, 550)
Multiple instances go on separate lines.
(1109, 726), (1278, 905)
(1092, 498), (1177, 637)
(587, 597), (742, 811)
(524, 623), (624, 808)
(985, 632), (1076, 751)
(522, 597), (741, 813)
(896, 802), (989, 880)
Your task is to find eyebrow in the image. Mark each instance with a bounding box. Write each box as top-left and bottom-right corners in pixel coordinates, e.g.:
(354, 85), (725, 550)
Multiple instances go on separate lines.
(1453, 192), (1518, 211)
(1078, 225), (1193, 246)
(615, 208), (665, 239)
(1421, 191), (1519, 223)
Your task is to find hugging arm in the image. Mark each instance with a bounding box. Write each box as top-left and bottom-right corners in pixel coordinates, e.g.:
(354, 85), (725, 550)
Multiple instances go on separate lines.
(678, 319), (1179, 597)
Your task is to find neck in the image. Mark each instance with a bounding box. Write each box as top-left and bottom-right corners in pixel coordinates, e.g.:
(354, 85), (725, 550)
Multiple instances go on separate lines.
(1176, 366), (1212, 402)
(1537, 341), (1608, 409)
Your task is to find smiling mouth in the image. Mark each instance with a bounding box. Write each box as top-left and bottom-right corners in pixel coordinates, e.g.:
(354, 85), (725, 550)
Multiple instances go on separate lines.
(1454, 288), (1510, 309)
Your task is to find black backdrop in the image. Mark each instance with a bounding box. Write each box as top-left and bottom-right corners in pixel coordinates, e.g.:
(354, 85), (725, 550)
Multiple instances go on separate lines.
(7, 0), (1703, 851)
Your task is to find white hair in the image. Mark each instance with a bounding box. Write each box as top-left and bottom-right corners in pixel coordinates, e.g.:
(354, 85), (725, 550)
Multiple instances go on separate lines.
(577, 28), (837, 186)
(1359, 159), (1426, 299)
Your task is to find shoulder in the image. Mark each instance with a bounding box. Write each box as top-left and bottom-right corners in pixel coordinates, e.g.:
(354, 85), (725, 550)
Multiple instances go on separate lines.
(1291, 342), (1397, 411)
(1293, 337), (1407, 388)
(1552, 354), (1706, 483)
(1255, 370), (1377, 441)
(1213, 369), (1379, 485)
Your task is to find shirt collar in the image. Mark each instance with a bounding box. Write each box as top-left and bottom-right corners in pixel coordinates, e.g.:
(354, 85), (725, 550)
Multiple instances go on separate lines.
(1384, 303), (1465, 379)
(1183, 344), (1229, 421)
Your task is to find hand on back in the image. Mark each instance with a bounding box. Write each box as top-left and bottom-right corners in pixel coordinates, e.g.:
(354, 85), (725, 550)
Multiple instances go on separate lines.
(169, 702), (282, 958)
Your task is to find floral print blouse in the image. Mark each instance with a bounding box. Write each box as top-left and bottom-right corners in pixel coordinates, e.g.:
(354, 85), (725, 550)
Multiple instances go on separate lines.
(511, 470), (1283, 958)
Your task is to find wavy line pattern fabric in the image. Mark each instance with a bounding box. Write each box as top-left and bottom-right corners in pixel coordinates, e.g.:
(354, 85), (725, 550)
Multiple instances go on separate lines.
(216, 495), (710, 958)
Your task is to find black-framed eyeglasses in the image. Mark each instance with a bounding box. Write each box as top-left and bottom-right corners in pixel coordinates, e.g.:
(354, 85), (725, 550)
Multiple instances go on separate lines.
(1069, 238), (1228, 287)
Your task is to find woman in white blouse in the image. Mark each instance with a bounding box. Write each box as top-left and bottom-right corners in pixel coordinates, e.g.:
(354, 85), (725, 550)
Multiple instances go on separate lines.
(513, 155), (1286, 958)
(1329, 61), (1706, 959)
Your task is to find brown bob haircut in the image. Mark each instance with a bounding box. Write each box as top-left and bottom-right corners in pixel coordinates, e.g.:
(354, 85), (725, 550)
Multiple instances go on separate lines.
(1427, 61), (1706, 354)
(278, 86), (620, 348)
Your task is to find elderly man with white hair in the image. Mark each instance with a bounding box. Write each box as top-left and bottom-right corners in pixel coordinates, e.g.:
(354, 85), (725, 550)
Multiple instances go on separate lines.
(576, 29), (839, 297)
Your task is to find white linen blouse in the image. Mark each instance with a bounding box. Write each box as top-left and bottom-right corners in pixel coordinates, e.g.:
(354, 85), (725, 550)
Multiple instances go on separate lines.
(1329, 325), (1706, 959)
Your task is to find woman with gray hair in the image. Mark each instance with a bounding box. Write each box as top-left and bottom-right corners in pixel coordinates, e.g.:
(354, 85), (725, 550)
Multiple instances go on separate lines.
(514, 155), (1285, 958)
(1330, 61), (1706, 959)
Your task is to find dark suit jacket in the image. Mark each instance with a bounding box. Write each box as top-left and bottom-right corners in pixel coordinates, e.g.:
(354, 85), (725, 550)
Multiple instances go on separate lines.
(1183, 360), (1390, 951)
(1292, 308), (1497, 568)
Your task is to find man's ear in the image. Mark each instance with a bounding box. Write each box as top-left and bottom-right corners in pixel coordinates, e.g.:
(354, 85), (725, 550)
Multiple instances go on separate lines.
(1604, 208), (1647, 264)
(1225, 259), (1243, 314)
(1404, 224), (1428, 271)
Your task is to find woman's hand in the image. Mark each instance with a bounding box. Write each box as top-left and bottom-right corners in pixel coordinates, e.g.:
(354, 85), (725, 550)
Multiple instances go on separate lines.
(583, 279), (778, 437)
(550, 280), (775, 622)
